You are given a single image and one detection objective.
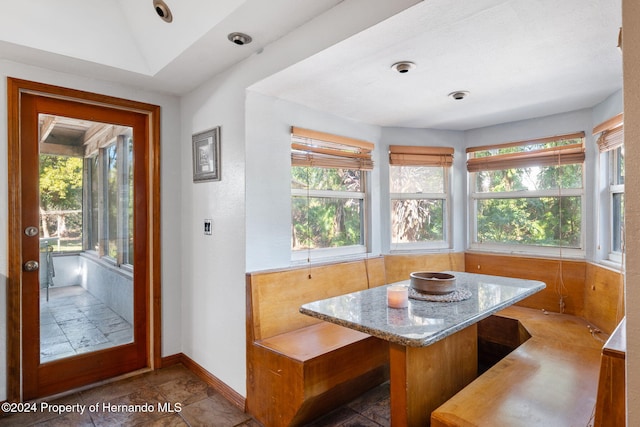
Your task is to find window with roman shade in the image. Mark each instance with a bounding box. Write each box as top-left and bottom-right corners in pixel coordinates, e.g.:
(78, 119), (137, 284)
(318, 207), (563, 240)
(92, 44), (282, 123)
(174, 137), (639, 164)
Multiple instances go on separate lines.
(468, 132), (585, 254)
(466, 132), (585, 172)
(290, 127), (373, 260)
(389, 145), (453, 249)
(291, 126), (373, 170)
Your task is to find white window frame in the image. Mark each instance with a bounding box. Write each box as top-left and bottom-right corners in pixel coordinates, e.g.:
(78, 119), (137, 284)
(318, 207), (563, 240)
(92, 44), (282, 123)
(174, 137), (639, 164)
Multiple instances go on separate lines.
(608, 146), (624, 264)
(468, 137), (586, 258)
(84, 132), (134, 269)
(290, 171), (368, 263)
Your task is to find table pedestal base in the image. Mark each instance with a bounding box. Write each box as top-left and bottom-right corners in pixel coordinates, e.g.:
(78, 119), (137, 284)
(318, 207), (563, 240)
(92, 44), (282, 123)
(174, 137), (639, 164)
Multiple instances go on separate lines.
(389, 324), (478, 426)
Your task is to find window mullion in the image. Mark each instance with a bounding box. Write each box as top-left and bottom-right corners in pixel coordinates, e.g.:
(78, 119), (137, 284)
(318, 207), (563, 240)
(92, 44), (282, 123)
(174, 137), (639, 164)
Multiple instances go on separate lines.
(99, 148), (108, 257)
(116, 135), (128, 266)
(390, 192), (445, 200)
(471, 188), (583, 199)
(82, 158), (91, 251)
(292, 188), (365, 199)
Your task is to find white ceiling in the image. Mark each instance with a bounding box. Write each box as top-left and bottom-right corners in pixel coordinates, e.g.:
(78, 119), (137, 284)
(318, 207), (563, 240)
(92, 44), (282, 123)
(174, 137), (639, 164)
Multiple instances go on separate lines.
(252, 0), (623, 130)
(0, 0), (622, 130)
(0, 0), (344, 95)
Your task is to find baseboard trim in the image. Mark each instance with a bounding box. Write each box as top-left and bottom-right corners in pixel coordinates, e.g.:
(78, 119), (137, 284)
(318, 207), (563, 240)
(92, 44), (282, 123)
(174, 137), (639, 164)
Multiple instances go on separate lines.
(161, 353), (245, 411)
(160, 353), (183, 368)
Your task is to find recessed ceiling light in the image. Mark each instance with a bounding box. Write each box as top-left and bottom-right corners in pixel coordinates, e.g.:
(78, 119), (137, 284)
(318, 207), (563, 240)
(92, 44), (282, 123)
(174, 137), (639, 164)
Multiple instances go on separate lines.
(153, 0), (173, 23)
(449, 91), (470, 100)
(391, 61), (416, 74)
(228, 32), (253, 46)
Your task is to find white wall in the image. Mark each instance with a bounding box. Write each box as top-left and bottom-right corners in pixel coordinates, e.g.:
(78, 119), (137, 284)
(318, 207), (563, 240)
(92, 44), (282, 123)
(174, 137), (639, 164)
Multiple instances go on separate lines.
(592, 90), (623, 125)
(0, 60), (183, 401)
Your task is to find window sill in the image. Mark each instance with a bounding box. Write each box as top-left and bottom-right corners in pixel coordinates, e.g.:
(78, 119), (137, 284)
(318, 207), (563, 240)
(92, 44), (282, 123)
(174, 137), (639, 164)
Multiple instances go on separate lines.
(467, 244), (585, 260)
(389, 245), (453, 254)
(597, 258), (625, 273)
(79, 252), (134, 279)
(291, 245), (368, 265)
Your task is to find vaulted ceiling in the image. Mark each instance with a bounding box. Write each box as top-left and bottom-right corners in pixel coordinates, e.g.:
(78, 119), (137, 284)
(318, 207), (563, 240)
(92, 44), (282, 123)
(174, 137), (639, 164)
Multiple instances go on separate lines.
(0, 0), (345, 95)
(0, 0), (623, 130)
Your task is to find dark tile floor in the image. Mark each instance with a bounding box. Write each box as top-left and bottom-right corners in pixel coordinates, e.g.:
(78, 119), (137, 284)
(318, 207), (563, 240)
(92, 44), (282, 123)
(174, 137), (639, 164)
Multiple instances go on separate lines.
(0, 364), (391, 426)
(40, 285), (133, 363)
(10, 285), (390, 425)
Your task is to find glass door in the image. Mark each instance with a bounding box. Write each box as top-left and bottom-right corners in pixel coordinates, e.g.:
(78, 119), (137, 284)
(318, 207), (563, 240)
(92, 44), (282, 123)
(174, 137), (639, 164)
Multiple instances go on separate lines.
(20, 93), (149, 399)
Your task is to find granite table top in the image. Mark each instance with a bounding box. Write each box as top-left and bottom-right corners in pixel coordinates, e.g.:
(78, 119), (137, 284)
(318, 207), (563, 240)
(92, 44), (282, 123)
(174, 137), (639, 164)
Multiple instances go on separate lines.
(300, 271), (545, 347)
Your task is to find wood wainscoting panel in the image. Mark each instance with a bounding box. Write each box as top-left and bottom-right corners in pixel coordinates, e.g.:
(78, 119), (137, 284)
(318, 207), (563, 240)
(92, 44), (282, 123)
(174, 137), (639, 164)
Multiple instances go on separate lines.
(384, 253), (465, 284)
(365, 257), (387, 287)
(248, 260), (372, 341)
(584, 262), (625, 334)
(465, 252), (586, 316)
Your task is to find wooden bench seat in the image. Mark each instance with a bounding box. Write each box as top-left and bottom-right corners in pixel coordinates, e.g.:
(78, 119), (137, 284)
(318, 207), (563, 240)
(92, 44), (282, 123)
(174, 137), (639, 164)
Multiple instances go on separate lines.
(246, 258), (389, 427)
(432, 306), (607, 427)
(257, 321), (374, 362)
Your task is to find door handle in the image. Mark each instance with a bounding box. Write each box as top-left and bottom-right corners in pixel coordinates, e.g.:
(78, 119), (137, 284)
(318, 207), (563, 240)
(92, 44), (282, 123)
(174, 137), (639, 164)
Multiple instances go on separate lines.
(23, 260), (39, 272)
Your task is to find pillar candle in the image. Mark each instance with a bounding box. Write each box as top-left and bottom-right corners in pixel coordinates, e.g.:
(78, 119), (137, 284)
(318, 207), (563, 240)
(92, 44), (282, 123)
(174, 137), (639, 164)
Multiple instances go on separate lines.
(387, 285), (408, 308)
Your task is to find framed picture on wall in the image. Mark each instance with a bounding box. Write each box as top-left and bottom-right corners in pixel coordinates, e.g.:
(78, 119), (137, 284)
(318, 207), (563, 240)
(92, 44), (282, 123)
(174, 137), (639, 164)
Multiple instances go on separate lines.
(192, 126), (221, 182)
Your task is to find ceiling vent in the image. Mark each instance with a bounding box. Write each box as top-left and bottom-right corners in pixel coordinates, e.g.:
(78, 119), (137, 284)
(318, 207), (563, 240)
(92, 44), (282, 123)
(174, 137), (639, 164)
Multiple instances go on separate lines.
(153, 0), (173, 23)
(391, 61), (416, 74)
(449, 91), (470, 100)
(228, 32), (253, 46)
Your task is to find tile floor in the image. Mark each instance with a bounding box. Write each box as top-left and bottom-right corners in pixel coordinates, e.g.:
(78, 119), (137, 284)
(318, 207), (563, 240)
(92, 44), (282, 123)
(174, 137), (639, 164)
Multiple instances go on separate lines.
(5, 285), (391, 426)
(0, 363), (391, 426)
(40, 285), (133, 363)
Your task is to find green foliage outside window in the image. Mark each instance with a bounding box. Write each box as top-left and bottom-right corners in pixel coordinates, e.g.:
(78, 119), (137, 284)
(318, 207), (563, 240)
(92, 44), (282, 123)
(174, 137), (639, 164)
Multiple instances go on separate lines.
(291, 166), (363, 250)
(475, 164), (583, 248)
(39, 154), (83, 250)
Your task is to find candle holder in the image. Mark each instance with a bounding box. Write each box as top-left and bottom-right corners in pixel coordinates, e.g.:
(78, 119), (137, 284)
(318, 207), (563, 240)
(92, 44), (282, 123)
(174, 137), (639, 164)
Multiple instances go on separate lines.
(387, 285), (409, 308)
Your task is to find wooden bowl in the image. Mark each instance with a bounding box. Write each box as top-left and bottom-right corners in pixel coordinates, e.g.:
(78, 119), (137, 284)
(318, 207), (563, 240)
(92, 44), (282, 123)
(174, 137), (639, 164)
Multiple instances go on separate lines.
(409, 272), (456, 294)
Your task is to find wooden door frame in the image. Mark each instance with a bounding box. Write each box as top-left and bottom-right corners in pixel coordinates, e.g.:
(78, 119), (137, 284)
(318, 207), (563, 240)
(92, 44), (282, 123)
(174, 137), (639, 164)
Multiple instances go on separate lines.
(6, 77), (162, 402)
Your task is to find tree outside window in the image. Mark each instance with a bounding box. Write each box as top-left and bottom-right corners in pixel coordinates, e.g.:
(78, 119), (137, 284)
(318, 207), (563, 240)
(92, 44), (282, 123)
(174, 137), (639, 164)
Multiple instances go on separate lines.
(469, 134), (585, 253)
(290, 127), (373, 260)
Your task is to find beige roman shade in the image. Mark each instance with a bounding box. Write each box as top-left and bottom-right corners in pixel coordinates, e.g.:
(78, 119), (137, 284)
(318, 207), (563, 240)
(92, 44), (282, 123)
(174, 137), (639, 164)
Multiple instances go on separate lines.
(291, 126), (374, 170)
(466, 132), (586, 172)
(389, 145), (454, 167)
(593, 113), (623, 153)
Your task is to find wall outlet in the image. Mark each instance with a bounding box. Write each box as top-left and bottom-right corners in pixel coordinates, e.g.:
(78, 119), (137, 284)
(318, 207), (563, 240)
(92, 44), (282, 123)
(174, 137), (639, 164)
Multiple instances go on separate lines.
(204, 219), (212, 235)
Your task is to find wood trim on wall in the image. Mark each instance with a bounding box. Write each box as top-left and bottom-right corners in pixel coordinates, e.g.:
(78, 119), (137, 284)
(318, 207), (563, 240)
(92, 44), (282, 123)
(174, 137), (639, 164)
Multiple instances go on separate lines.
(161, 353), (246, 411)
(6, 78), (23, 402)
(383, 253), (465, 284)
(6, 77), (162, 401)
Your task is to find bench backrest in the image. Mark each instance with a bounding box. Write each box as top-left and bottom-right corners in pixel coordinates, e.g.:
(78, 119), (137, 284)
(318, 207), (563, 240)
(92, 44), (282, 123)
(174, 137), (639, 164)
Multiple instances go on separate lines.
(247, 257), (385, 341)
(384, 253), (465, 284)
